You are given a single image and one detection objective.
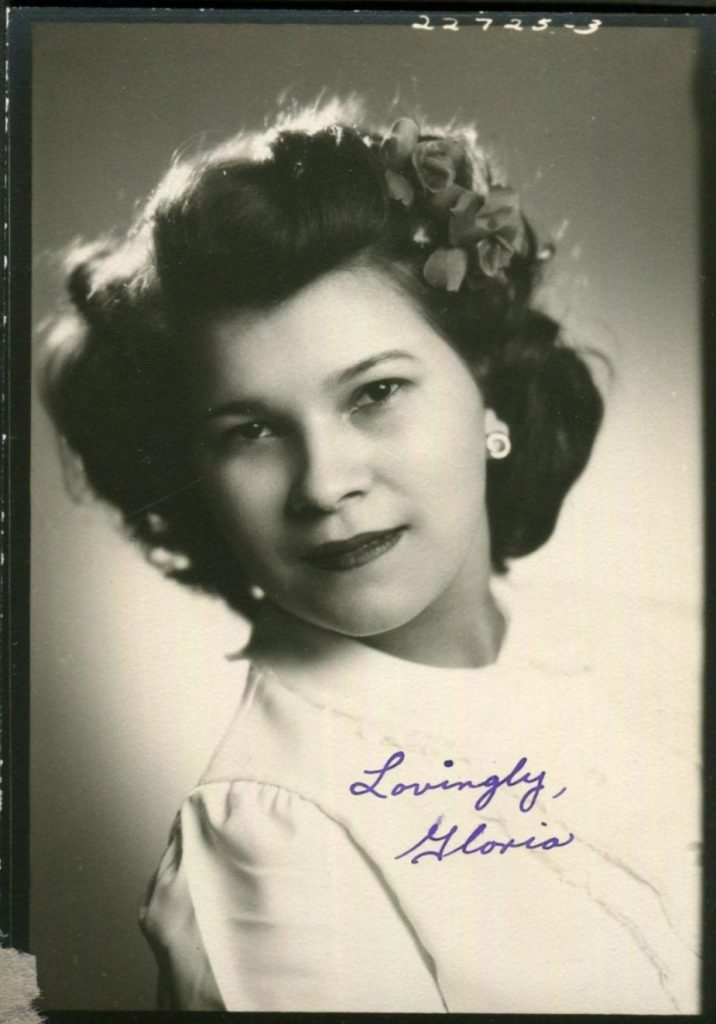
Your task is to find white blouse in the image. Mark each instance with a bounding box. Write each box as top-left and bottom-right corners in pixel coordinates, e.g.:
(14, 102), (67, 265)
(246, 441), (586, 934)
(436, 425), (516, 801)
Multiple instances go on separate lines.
(139, 578), (701, 1013)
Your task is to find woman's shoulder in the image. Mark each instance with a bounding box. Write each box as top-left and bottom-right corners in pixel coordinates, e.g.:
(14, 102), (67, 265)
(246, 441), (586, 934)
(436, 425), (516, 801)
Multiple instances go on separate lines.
(143, 777), (347, 919)
(195, 655), (331, 786)
(183, 776), (340, 858)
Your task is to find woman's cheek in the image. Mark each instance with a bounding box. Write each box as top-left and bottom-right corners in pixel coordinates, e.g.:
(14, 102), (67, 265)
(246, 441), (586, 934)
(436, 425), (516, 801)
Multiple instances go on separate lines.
(227, 474), (276, 537)
(410, 397), (484, 493)
(200, 460), (269, 549)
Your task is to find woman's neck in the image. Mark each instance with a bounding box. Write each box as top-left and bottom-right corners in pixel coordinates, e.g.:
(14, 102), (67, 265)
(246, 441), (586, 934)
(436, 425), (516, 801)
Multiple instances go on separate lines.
(360, 574), (505, 669)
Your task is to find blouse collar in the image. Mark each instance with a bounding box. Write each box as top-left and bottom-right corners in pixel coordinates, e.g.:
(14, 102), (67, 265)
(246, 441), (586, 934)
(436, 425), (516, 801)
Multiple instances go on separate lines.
(242, 576), (541, 740)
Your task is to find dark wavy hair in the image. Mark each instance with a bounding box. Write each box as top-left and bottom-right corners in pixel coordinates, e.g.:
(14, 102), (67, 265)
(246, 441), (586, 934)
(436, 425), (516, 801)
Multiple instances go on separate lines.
(39, 100), (604, 618)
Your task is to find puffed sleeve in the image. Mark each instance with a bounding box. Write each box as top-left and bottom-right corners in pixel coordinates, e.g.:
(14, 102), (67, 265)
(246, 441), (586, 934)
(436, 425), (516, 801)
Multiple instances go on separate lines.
(140, 780), (443, 1012)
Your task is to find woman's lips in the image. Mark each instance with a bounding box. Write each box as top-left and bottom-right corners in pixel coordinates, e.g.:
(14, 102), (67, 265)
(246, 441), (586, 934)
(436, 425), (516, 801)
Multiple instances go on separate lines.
(302, 527), (406, 572)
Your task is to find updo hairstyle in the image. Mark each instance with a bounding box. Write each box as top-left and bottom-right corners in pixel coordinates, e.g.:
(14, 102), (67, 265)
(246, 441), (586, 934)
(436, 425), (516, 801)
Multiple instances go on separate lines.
(40, 102), (604, 618)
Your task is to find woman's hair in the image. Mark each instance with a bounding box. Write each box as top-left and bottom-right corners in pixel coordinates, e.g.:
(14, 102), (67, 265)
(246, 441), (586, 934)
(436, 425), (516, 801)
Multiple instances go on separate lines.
(39, 99), (604, 618)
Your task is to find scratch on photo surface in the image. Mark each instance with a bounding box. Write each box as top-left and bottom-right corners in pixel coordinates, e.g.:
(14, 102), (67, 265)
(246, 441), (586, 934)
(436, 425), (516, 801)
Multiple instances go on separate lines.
(529, 833), (684, 1012)
(127, 477), (203, 519)
(578, 836), (700, 958)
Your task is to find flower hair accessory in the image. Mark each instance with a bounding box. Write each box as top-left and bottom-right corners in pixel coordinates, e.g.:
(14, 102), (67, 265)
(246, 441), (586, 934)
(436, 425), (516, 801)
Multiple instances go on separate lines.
(380, 117), (528, 291)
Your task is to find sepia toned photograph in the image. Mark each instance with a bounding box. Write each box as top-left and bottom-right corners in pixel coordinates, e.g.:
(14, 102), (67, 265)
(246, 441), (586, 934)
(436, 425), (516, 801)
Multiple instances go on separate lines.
(20, 8), (705, 1015)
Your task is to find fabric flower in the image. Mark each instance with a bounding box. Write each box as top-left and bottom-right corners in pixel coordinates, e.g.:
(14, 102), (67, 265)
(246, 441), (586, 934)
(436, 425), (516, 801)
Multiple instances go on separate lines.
(411, 138), (466, 193)
(428, 183), (466, 212)
(378, 117), (531, 293)
(449, 186), (524, 251)
(447, 185), (527, 281)
(476, 236), (515, 279)
(423, 247), (468, 291)
(381, 118), (420, 170)
(447, 189), (485, 243)
(384, 168), (414, 206)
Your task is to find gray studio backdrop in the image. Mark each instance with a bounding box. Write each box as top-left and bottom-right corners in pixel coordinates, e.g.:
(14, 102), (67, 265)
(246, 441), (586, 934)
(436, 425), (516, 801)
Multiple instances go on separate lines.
(31, 19), (702, 1010)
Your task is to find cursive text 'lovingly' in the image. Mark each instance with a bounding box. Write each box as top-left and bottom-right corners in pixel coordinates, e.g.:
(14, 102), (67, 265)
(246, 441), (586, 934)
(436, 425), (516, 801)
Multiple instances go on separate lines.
(349, 750), (564, 814)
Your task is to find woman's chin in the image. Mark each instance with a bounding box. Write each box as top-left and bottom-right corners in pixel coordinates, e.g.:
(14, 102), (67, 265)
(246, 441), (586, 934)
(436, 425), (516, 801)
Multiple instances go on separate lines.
(290, 592), (430, 641)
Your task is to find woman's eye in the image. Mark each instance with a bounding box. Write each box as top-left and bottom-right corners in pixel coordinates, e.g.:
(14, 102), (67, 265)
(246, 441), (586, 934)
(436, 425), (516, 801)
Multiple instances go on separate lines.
(224, 421), (274, 443)
(352, 379), (405, 411)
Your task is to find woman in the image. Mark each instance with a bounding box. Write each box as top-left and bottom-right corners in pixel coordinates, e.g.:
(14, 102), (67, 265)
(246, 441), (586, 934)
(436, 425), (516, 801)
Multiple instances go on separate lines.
(40, 101), (700, 1012)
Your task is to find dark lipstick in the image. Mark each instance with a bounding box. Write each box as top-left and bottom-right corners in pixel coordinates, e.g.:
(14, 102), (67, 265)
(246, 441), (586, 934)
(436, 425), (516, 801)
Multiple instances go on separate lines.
(303, 527), (406, 572)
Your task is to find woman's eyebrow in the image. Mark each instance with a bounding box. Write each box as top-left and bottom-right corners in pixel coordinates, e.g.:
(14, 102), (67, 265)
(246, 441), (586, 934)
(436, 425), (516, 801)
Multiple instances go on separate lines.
(331, 349), (418, 387)
(204, 351), (418, 419)
(204, 399), (269, 420)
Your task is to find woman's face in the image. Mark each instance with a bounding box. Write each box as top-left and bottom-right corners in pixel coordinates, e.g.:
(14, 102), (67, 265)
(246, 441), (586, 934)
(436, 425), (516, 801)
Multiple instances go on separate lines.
(191, 268), (495, 638)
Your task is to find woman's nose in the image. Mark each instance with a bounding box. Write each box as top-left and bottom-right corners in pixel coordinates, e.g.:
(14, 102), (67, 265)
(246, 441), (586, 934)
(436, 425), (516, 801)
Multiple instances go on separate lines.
(287, 424), (371, 517)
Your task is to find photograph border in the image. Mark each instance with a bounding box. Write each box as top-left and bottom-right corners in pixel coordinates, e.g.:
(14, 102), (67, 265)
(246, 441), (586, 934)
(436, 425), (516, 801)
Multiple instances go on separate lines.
(3, 4), (714, 1020)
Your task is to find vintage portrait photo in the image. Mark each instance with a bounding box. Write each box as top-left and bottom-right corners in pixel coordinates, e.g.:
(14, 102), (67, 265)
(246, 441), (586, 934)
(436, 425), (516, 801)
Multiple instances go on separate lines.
(16, 8), (705, 1015)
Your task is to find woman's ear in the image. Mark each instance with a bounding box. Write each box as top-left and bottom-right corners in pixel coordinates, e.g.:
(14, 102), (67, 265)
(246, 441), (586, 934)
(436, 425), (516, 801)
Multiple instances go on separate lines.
(484, 407), (512, 460)
(484, 408), (510, 437)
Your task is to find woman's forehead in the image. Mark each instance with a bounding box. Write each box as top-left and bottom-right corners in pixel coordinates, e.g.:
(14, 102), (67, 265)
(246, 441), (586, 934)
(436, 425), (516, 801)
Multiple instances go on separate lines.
(197, 268), (446, 391)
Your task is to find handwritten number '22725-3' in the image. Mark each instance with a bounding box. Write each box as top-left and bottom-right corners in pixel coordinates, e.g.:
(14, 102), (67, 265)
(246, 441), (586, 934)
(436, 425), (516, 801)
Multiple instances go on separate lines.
(412, 15), (602, 35)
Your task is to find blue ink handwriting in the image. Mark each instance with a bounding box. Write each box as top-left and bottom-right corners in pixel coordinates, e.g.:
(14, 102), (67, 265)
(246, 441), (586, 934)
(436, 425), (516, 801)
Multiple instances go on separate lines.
(395, 817), (575, 864)
(349, 750), (560, 814)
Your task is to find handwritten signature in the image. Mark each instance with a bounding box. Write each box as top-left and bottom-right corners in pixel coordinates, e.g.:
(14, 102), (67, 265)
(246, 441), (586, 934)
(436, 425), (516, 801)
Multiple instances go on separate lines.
(394, 817), (575, 864)
(349, 751), (573, 864)
(349, 750), (564, 813)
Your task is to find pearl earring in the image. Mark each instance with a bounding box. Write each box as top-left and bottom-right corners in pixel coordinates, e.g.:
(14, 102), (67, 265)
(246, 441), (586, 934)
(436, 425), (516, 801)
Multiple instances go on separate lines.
(486, 431), (512, 459)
